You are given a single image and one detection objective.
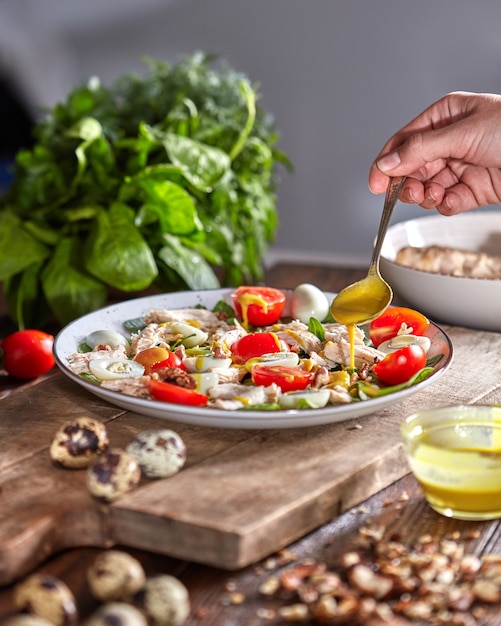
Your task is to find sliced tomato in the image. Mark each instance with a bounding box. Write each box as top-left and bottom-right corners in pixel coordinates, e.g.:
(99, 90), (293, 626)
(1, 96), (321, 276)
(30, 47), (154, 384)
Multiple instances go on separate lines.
(372, 344), (427, 385)
(252, 364), (311, 392)
(230, 332), (289, 364)
(147, 379), (209, 406)
(232, 286), (286, 327)
(369, 307), (430, 347)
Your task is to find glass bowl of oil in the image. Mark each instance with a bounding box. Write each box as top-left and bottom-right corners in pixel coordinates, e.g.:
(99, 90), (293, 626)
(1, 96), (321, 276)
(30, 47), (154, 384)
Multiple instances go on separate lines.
(401, 405), (501, 520)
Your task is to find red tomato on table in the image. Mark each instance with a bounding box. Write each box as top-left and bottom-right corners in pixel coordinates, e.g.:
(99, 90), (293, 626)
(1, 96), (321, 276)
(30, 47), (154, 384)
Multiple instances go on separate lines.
(2, 329), (55, 379)
(251, 364), (311, 392)
(232, 286), (286, 327)
(369, 307), (429, 347)
(373, 344), (427, 385)
(230, 332), (289, 363)
(147, 379), (209, 406)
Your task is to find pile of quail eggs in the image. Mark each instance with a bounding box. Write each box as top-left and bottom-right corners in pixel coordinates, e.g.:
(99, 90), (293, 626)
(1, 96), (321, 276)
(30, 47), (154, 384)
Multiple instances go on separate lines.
(49, 416), (187, 501)
(5, 549), (190, 626)
(5, 412), (190, 624)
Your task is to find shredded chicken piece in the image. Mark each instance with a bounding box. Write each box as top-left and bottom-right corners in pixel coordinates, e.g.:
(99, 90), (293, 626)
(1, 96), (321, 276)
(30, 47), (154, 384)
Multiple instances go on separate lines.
(395, 244), (501, 278)
(67, 346), (129, 375)
(327, 386), (352, 404)
(130, 323), (174, 355)
(208, 382), (281, 408)
(322, 340), (384, 369)
(145, 307), (224, 327)
(323, 323), (366, 345)
(101, 377), (151, 399)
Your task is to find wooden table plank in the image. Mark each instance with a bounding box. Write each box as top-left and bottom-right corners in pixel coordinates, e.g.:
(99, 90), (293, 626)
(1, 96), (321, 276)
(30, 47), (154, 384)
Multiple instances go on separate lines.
(1, 320), (501, 586)
(3, 263), (501, 625)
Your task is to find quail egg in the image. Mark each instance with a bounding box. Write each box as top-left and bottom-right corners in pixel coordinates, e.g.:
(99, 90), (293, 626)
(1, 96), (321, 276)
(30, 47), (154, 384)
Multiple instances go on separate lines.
(86, 602), (147, 626)
(3, 617), (54, 626)
(13, 574), (78, 626)
(50, 416), (110, 469)
(87, 550), (146, 602)
(87, 448), (141, 502)
(133, 575), (190, 626)
(126, 429), (187, 479)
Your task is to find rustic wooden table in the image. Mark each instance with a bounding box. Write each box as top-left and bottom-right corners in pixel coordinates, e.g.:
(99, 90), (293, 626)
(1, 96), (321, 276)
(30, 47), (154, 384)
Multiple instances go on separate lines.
(1, 263), (501, 626)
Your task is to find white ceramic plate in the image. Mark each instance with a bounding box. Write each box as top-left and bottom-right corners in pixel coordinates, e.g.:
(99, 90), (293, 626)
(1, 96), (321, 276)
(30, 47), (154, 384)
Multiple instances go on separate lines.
(380, 211), (501, 331)
(54, 288), (453, 429)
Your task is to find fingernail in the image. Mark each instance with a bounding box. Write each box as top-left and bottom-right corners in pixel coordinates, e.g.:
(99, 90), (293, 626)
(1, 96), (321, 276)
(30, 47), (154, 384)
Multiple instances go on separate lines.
(377, 151), (401, 172)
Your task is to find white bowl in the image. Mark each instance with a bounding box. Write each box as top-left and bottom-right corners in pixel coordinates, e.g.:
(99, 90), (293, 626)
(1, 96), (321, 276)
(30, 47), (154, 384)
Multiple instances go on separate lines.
(380, 211), (501, 331)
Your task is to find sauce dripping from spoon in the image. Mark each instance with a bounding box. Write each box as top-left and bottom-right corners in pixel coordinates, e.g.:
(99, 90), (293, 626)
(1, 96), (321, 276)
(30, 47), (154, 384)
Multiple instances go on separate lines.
(330, 177), (406, 368)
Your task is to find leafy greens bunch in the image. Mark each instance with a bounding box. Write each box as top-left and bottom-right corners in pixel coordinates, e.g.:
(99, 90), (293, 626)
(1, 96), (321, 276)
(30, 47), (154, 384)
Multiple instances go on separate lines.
(0, 52), (290, 328)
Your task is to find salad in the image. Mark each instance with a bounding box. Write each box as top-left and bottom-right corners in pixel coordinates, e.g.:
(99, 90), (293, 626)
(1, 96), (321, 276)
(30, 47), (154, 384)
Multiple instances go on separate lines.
(66, 284), (442, 412)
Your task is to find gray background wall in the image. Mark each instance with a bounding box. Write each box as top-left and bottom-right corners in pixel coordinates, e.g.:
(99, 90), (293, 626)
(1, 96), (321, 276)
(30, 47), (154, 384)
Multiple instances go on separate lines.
(2, 0), (500, 267)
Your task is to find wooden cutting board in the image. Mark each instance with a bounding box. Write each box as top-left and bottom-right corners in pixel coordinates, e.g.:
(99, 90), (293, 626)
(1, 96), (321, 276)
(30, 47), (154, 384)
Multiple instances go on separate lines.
(2, 325), (501, 586)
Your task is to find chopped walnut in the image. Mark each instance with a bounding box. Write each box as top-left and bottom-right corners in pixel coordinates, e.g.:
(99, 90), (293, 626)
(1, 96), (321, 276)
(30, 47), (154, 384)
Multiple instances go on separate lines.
(152, 367), (196, 389)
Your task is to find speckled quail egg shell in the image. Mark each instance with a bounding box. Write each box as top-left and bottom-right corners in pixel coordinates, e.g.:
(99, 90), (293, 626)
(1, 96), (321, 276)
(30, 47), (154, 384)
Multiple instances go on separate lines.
(133, 575), (190, 626)
(13, 574), (78, 626)
(50, 416), (110, 469)
(87, 448), (141, 502)
(87, 550), (146, 602)
(3, 617), (55, 626)
(86, 602), (147, 626)
(126, 429), (187, 479)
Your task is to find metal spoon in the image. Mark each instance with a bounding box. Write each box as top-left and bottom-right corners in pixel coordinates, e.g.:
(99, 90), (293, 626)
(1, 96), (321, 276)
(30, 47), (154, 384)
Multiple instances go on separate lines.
(330, 176), (406, 326)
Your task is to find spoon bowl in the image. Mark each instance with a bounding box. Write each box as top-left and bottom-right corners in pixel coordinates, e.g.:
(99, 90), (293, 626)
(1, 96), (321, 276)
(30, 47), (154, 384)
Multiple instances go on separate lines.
(330, 176), (406, 326)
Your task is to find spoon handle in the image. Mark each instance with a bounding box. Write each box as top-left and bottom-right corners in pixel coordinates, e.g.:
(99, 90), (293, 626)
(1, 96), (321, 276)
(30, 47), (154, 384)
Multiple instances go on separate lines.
(369, 176), (406, 271)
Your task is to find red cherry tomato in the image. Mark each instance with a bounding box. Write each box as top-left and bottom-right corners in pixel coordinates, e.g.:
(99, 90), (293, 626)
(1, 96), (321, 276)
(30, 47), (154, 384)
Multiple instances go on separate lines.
(369, 307), (430, 347)
(2, 329), (55, 379)
(373, 344), (427, 385)
(251, 364), (311, 392)
(147, 379), (209, 406)
(150, 352), (185, 372)
(230, 332), (289, 363)
(232, 286), (286, 327)
(135, 347), (185, 374)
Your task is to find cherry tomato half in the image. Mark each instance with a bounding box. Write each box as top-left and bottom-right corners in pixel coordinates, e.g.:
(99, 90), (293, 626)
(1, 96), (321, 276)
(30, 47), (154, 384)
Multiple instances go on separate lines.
(252, 364), (312, 393)
(232, 286), (286, 327)
(147, 379), (209, 406)
(2, 329), (55, 379)
(230, 332), (289, 364)
(134, 347), (185, 374)
(372, 344), (427, 386)
(369, 307), (429, 348)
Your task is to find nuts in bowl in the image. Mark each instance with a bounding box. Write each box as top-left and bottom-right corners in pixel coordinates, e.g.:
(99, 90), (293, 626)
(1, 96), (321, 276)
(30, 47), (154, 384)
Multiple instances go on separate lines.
(380, 210), (501, 331)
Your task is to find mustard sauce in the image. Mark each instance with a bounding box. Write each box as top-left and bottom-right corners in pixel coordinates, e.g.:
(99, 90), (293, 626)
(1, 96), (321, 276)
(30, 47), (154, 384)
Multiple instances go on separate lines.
(409, 432), (501, 519)
(331, 276), (390, 370)
(238, 292), (269, 329)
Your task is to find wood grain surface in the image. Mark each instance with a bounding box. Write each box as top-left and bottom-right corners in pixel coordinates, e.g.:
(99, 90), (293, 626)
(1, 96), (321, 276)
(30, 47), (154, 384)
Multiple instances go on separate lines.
(1, 319), (501, 586)
(2, 264), (501, 625)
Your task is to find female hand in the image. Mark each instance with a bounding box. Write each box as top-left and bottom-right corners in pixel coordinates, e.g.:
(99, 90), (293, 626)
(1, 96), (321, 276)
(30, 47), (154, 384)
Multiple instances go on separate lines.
(368, 91), (501, 214)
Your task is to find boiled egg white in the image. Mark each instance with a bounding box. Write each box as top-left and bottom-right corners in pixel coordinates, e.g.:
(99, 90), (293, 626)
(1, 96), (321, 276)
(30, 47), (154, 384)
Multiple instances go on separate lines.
(290, 283), (330, 323)
(278, 389), (330, 410)
(377, 334), (431, 354)
(86, 330), (130, 352)
(89, 358), (145, 381)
